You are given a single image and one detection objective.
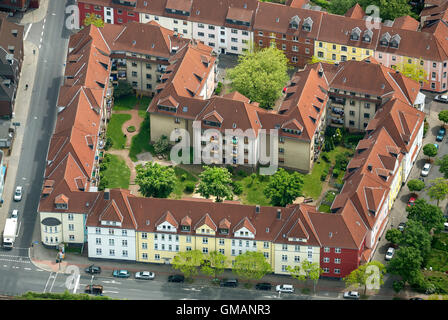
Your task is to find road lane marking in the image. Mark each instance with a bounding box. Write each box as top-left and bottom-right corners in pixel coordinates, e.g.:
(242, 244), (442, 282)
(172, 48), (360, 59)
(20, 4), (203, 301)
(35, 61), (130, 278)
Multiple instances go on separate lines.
(103, 290), (119, 294)
(24, 24), (32, 41)
(24, 267), (31, 271)
(49, 272), (58, 292)
(43, 272), (55, 293)
(73, 274), (80, 294)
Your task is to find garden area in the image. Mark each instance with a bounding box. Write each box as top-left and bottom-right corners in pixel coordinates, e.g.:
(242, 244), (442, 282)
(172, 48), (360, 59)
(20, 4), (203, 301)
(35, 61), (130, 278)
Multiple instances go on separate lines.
(98, 153), (131, 190)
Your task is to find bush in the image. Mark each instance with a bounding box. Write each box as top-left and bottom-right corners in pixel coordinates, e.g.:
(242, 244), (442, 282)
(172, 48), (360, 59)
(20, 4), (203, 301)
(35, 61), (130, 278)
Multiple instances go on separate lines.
(423, 119), (429, 137)
(332, 168), (340, 178)
(180, 173), (188, 182)
(321, 153), (330, 163)
(215, 82), (223, 95)
(320, 173), (327, 182)
(232, 181), (243, 195)
(393, 280), (405, 293)
(301, 287), (311, 295)
(127, 125), (136, 133)
(104, 136), (113, 151)
(237, 170), (248, 178)
(184, 181), (196, 193)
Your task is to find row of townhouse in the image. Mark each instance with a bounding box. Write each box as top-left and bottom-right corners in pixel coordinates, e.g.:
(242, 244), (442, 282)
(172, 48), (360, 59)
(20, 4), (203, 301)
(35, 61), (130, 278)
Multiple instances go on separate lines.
(77, 0), (448, 94)
(0, 13), (24, 120)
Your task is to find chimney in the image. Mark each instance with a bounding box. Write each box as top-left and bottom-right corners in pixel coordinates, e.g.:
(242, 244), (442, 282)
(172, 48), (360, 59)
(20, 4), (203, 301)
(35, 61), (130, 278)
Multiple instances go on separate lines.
(104, 188), (110, 200)
(367, 164), (372, 171)
(276, 209), (281, 220)
(255, 205), (260, 214)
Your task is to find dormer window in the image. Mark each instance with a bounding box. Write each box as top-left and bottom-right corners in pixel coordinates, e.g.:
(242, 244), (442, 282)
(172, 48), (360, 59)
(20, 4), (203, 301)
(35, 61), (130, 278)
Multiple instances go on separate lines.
(302, 17), (313, 32)
(350, 27), (361, 41)
(390, 34), (401, 49)
(380, 32), (391, 47)
(289, 15), (300, 30)
(363, 29), (372, 43)
(219, 228), (229, 235)
(181, 225), (190, 232)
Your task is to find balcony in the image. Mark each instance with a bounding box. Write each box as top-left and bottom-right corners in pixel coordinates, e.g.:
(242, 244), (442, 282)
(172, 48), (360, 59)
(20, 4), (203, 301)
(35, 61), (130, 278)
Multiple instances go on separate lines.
(157, 65), (167, 73)
(330, 96), (346, 105)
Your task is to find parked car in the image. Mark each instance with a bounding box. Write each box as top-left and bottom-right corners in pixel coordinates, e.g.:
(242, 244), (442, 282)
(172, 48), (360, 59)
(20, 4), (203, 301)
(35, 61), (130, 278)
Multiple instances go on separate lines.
(255, 282), (272, 291)
(276, 284), (294, 293)
(436, 128), (445, 141)
(220, 279), (238, 288)
(11, 210), (18, 218)
(168, 275), (185, 283)
(409, 297), (424, 300)
(385, 247), (395, 261)
(398, 222), (406, 232)
(435, 95), (448, 103)
(85, 265), (101, 274)
(13, 186), (22, 201)
(135, 271), (155, 280)
(407, 196), (417, 207)
(343, 291), (360, 299)
(84, 284), (103, 295)
(421, 163), (431, 177)
(112, 269), (130, 278)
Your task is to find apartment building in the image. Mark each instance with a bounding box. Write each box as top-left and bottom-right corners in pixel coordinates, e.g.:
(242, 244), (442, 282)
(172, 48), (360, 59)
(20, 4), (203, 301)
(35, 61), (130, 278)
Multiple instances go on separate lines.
(38, 25), (112, 248)
(0, 0), (39, 12)
(321, 58), (425, 132)
(78, 0), (139, 25)
(0, 13), (24, 119)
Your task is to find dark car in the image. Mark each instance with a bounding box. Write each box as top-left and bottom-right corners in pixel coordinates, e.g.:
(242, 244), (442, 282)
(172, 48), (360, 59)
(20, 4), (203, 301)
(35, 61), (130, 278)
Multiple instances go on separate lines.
(168, 275), (185, 283)
(85, 265), (101, 274)
(255, 282), (272, 291)
(220, 279), (238, 288)
(398, 222), (406, 232)
(113, 270), (131, 278)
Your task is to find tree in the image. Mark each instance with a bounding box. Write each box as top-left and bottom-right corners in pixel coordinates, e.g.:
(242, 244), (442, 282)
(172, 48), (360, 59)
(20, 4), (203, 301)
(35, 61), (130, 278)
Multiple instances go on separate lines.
(427, 178), (448, 207)
(328, 0), (416, 21)
(406, 198), (445, 233)
(394, 62), (428, 83)
(343, 261), (386, 295)
(172, 250), (204, 279)
(439, 110), (448, 126)
(83, 14), (104, 28)
(135, 162), (176, 198)
(407, 179), (425, 192)
(227, 46), (289, 109)
(423, 143), (438, 161)
(113, 80), (133, 99)
(264, 168), (303, 207)
(400, 219), (432, 258)
(153, 135), (170, 155)
(232, 251), (272, 282)
(196, 166), (234, 202)
(201, 251), (228, 280)
(387, 246), (424, 286)
(438, 154), (448, 179)
(287, 261), (323, 293)
(385, 229), (402, 246)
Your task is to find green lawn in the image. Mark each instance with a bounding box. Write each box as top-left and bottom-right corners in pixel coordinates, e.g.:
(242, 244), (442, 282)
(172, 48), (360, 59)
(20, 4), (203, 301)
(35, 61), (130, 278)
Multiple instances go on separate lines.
(234, 173), (271, 206)
(113, 95), (138, 111)
(100, 154), (130, 189)
(107, 113), (131, 150)
(170, 166), (199, 199)
(129, 114), (154, 161)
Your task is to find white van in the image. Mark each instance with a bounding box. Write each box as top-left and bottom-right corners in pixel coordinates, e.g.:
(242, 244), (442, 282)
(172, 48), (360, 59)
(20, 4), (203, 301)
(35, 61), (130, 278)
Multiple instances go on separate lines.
(276, 284), (294, 293)
(11, 210), (18, 218)
(444, 222), (448, 231)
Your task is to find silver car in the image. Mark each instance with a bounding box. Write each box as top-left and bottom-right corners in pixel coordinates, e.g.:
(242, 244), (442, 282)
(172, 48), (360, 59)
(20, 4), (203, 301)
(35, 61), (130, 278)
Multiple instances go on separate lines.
(135, 271), (155, 280)
(385, 247), (395, 261)
(421, 163), (431, 177)
(13, 186), (23, 201)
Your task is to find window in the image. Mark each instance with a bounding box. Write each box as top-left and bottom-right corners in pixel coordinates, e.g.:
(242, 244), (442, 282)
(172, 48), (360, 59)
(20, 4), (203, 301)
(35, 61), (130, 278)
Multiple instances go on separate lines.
(219, 239), (225, 246)
(282, 265), (288, 272)
(282, 44), (286, 50)
(122, 230), (127, 236)
(95, 228), (101, 234)
(109, 249), (115, 256)
(109, 239), (114, 246)
(174, 20), (178, 24)
(258, 40), (263, 46)
(335, 258), (341, 264)
(155, 254), (160, 260)
(231, 46), (238, 51)
(198, 32), (204, 37)
(432, 72), (436, 80)
(202, 247), (209, 254)
(264, 252), (269, 259)
(202, 237), (208, 244)
(323, 267), (329, 273)
(334, 269), (341, 274)
(219, 249), (225, 254)
(433, 62), (437, 68)
(69, 235), (75, 241)
(292, 45), (298, 52)
(141, 232), (147, 239)
(292, 56), (298, 63)
(364, 113), (370, 119)
(332, 54), (336, 60)
(142, 253), (148, 260)
(122, 250), (128, 257)
(246, 241), (250, 248)
(335, 248), (341, 253)
(263, 242), (269, 249)
(68, 224), (74, 231)
(232, 249), (236, 256)
(341, 46), (347, 52)
(68, 214), (74, 221)
(323, 257), (330, 263)
(305, 48), (310, 54)
(293, 36), (298, 42)
(198, 23), (204, 28)
(349, 120), (355, 126)
(96, 248), (102, 255)
(208, 25), (215, 30)
(231, 29), (237, 34)
(282, 244), (288, 251)
(186, 236), (191, 243)
(349, 110), (355, 116)
(208, 34), (215, 39)
(122, 240), (128, 247)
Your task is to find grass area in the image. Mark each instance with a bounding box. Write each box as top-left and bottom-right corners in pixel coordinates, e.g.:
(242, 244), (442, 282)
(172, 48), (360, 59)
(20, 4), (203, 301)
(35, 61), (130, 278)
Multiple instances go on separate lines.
(113, 95), (152, 112)
(426, 232), (448, 272)
(233, 172), (271, 206)
(19, 291), (112, 300)
(302, 160), (331, 199)
(129, 114), (154, 161)
(171, 166), (199, 199)
(107, 113), (131, 149)
(318, 204), (331, 213)
(100, 154), (131, 189)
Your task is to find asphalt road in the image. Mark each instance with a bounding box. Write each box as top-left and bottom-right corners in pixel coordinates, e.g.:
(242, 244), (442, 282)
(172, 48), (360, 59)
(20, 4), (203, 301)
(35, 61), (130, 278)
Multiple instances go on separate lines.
(8, 0), (71, 251)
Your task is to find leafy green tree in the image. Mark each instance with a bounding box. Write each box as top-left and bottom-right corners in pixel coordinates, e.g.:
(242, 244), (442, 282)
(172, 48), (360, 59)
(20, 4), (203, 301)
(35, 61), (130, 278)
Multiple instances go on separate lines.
(400, 219), (432, 258)
(343, 261), (386, 295)
(113, 80), (133, 99)
(264, 168), (303, 207)
(439, 110), (448, 126)
(197, 166), (234, 202)
(172, 250), (204, 279)
(385, 228), (402, 245)
(227, 46), (289, 109)
(153, 135), (170, 155)
(407, 179), (425, 192)
(423, 143), (438, 161)
(232, 251), (272, 281)
(328, 0), (415, 20)
(438, 154), (448, 179)
(394, 62), (428, 83)
(84, 14), (104, 28)
(427, 178), (448, 207)
(406, 198), (445, 233)
(135, 162), (176, 198)
(201, 251), (229, 280)
(387, 246), (424, 286)
(287, 261), (323, 293)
